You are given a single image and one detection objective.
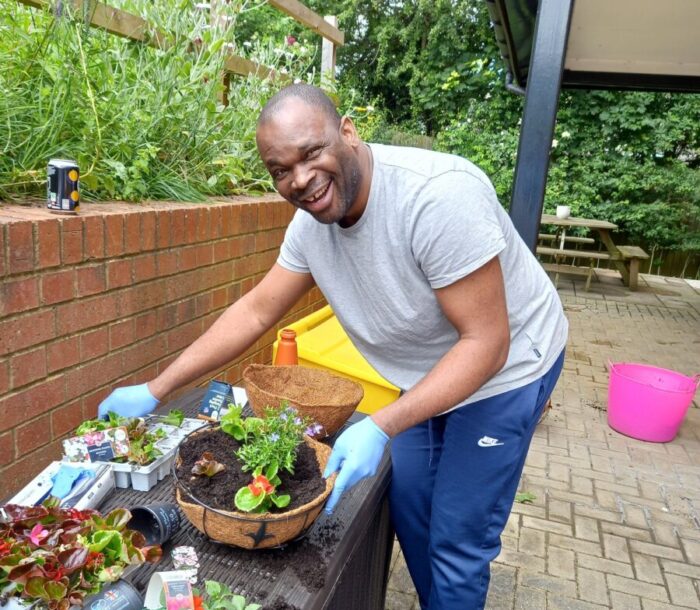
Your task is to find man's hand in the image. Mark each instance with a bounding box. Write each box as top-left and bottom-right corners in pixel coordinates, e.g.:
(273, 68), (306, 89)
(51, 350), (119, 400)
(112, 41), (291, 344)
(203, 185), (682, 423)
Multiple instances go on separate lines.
(323, 416), (389, 514)
(97, 383), (159, 419)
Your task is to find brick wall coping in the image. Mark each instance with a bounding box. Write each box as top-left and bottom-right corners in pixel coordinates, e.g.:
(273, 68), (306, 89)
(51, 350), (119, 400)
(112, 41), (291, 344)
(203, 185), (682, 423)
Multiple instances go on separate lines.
(0, 194), (286, 224)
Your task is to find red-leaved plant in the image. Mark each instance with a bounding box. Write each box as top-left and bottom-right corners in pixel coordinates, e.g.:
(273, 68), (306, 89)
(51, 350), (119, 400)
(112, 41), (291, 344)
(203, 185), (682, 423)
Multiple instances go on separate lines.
(0, 499), (162, 609)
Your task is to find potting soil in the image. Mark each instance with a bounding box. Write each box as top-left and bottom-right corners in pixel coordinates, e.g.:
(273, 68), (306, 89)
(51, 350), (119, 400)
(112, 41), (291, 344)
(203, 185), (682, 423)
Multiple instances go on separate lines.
(176, 428), (326, 512)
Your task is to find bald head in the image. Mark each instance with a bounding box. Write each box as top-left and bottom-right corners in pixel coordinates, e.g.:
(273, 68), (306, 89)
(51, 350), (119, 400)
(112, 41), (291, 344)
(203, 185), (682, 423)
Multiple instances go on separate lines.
(258, 84), (341, 129)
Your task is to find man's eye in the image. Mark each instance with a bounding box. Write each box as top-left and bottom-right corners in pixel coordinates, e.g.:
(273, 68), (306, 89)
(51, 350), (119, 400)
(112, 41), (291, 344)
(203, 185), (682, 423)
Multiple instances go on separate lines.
(307, 147), (322, 158)
(272, 169), (287, 180)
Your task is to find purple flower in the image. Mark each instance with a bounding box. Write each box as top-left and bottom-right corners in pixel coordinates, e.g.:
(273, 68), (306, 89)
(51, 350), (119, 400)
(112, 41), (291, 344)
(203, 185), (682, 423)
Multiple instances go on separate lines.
(305, 423), (324, 437)
(294, 417), (302, 425)
(269, 433), (280, 442)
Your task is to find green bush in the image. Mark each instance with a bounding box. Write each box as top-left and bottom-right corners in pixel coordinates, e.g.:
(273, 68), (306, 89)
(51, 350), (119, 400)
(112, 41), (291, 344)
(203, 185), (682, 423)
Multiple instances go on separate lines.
(0, 0), (315, 202)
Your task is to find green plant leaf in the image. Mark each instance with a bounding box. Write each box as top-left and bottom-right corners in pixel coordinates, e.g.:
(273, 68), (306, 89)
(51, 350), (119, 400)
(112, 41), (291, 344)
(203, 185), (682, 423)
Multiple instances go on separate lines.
(25, 577), (48, 600)
(220, 594), (245, 610)
(45, 580), (68, 601)
(160, 409), (185, 427)
(515, 492), (536, 504)
(264, 461), (279, 481)
(104, 509), (131, 531)
(270, 494), (290, 509)
(234, 487), (265, 512)
(205, 580), (222, 598)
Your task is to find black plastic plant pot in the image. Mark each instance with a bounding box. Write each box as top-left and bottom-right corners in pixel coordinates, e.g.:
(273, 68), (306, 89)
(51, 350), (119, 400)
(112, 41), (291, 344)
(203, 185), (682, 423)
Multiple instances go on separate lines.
(83, 579), (143, 610)
(128, 503), (181, 545)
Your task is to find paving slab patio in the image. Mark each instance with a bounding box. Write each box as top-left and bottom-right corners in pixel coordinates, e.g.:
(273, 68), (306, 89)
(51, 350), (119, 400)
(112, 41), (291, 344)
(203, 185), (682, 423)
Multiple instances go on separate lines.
(385, 271), (700, 609)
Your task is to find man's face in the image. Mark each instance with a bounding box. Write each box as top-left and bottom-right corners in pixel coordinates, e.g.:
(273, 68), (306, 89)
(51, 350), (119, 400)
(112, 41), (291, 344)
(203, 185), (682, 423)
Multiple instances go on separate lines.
(256, 98), (364, 225)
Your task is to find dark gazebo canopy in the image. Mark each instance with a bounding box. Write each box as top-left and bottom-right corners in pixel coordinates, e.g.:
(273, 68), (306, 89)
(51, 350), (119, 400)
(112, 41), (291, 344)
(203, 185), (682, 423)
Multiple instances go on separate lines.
(487, 0), (700, 93)
(484, 0), (700, 250)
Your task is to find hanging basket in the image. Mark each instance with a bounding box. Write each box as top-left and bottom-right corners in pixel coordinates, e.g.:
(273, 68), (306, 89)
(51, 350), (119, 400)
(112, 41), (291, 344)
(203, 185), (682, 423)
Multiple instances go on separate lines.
(243, 364), (363, 437)
(174, 428), (335, 549)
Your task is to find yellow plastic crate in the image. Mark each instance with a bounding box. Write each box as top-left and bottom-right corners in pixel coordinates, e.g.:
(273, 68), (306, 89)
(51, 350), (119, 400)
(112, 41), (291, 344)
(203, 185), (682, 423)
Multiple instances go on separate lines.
(273, 306), (400, 414)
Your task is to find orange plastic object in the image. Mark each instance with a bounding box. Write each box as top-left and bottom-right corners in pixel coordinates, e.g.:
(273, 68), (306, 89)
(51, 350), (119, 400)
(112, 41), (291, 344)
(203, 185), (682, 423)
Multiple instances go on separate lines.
(274, 329), (298, 365)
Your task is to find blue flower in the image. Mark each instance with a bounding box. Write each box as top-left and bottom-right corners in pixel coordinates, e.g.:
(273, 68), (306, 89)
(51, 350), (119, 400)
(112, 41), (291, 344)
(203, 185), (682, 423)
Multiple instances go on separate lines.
(269, 433), (280, 442)
(305, 423), (324, 437)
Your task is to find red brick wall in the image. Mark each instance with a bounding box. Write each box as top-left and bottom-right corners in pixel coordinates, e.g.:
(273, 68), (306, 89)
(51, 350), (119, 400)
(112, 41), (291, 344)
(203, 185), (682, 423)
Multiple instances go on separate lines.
(0, 197), (326, 496)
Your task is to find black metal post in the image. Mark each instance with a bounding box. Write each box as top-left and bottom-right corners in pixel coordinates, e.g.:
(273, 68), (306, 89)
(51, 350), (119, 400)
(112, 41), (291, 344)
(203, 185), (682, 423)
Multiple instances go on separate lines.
(509, 0), (574, 251)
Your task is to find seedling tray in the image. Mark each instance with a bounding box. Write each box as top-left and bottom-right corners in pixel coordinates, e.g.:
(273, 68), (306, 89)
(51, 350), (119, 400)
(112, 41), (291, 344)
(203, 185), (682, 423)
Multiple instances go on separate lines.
(111, 418), (208, 491)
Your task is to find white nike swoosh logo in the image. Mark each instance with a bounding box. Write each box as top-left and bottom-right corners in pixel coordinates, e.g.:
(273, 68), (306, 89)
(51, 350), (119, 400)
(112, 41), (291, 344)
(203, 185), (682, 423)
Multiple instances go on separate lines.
(478, 438), (504, 447)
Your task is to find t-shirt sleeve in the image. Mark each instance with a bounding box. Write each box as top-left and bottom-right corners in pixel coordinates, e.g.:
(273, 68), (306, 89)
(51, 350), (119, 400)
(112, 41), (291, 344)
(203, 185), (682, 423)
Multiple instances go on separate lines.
(277, 211), (310, 273)
(409, 171), (506, 289)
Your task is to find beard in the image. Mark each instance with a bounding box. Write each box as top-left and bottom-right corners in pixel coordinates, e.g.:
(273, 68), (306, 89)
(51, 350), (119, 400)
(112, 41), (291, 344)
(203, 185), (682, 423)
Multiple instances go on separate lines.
(294, 150), (363, 226)
(321, 152), (362, 225)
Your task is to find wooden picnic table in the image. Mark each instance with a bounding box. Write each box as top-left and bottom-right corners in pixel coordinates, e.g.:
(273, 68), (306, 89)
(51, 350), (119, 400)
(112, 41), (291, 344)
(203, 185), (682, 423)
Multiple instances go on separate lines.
(540, 214), (648, 290)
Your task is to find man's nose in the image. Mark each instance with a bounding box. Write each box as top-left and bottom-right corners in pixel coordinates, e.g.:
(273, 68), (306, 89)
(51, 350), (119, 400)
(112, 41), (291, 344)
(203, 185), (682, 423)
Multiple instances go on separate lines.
(291, 163), (314, 193)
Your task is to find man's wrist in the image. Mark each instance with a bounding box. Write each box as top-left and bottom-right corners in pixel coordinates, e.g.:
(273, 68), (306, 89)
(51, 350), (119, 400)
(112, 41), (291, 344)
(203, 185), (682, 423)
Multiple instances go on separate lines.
(370, 413), (394, 439)
(146, 379), (167, 402)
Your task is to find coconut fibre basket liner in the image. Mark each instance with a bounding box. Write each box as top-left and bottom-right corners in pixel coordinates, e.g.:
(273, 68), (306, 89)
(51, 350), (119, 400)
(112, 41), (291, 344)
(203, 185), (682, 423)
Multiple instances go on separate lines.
(243, 364), (364, 437)
(175, 428), (335, 549)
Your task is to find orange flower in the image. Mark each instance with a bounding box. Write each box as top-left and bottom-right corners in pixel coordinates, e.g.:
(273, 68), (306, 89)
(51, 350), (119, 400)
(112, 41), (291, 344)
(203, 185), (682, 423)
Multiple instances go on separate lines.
(247, 475), (275, 497)
(193, 595), (204, 610)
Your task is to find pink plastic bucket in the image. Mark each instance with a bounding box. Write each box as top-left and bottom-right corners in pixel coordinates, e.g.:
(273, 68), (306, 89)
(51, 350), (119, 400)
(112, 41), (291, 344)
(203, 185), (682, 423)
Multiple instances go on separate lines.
(607, 362), (699, 442)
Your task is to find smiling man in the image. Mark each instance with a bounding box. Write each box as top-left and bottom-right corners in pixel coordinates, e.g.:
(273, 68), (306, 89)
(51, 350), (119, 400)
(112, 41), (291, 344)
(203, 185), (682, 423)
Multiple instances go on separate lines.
(99, 84), (568, 609)
(256, 88), (371, 227)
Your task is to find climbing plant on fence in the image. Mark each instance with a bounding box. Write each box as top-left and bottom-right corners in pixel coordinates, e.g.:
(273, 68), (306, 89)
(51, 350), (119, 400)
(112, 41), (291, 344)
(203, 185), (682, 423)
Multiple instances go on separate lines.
(0, 0), (320, 202)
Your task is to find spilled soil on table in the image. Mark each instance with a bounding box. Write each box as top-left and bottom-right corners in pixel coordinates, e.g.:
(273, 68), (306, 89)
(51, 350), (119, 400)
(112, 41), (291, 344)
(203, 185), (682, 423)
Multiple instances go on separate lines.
(176, 427), (325, 511)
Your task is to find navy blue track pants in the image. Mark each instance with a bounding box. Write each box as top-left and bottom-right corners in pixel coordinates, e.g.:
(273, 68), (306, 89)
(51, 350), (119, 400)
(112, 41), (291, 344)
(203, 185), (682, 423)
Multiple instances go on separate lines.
(390, 350), (565, 609)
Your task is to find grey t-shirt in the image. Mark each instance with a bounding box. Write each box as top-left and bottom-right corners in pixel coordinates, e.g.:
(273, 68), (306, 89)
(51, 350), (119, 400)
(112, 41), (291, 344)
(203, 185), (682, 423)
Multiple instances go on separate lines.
(278, 144), (568, 410)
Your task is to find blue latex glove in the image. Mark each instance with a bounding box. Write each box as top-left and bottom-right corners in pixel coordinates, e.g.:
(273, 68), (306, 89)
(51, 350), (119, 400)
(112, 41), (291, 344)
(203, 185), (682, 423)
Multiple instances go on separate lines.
(323, 416), (389, 514)
(97, 383), (159, 419)
(51, 465), (95, 499)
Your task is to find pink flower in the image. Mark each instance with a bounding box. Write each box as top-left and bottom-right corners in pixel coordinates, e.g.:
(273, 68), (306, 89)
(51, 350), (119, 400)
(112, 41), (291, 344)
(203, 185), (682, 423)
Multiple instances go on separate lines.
(29, 524), (49, 546)
(286, 35), (296, 46)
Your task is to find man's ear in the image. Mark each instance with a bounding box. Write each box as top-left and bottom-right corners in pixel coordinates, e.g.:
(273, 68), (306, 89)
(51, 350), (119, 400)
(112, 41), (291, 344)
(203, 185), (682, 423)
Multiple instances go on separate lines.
(339, 116), (360, 148)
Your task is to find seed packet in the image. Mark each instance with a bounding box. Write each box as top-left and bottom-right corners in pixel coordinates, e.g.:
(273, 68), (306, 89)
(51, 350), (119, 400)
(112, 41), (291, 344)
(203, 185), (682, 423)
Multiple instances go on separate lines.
(63, 426), (130, 462)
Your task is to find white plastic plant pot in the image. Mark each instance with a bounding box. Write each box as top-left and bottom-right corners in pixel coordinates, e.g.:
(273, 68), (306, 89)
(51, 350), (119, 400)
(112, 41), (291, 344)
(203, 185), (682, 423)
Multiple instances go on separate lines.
(178, 418), (208, 435)
(148, 423), (179, 438)
(130, 451), (176, 492)
(110, 461), (135, 489)
(111, 447), (177, 492)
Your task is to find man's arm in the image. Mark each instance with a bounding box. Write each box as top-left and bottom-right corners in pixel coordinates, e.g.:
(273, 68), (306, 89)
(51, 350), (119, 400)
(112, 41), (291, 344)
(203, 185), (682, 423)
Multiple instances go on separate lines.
(148, 264), (316, 400)
(372, 255), (510, 436)
(99, 264), (315, 418)
(323, 255), (510, 512)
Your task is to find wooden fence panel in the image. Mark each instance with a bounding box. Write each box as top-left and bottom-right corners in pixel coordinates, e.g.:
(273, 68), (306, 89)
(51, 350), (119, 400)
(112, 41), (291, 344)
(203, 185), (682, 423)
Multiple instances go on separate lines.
(268, 0), (344, 46)
(15, 0), (275, 79)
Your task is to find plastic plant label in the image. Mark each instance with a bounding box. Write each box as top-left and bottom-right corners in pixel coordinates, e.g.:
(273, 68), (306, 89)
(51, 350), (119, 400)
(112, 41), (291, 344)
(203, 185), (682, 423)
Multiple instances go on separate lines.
(197, 380), (233, 421)
(144, 571), (197, 610)
(63, 426), (130, 462)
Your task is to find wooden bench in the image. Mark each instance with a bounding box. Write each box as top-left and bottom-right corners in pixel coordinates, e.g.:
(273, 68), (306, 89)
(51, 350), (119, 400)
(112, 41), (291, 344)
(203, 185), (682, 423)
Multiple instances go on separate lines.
(536, 246), (611, 291)
(616, 245), (650, 290)
(538, 233), (595, 246)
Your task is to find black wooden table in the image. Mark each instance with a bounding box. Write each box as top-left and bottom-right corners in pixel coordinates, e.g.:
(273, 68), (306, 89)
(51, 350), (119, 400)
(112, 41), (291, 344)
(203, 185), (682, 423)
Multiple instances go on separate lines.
(100, 388), (394, 610)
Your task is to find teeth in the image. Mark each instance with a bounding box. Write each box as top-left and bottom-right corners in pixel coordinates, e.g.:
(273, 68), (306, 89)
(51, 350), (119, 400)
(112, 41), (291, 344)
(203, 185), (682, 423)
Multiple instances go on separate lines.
(305, 182), (328, 203)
